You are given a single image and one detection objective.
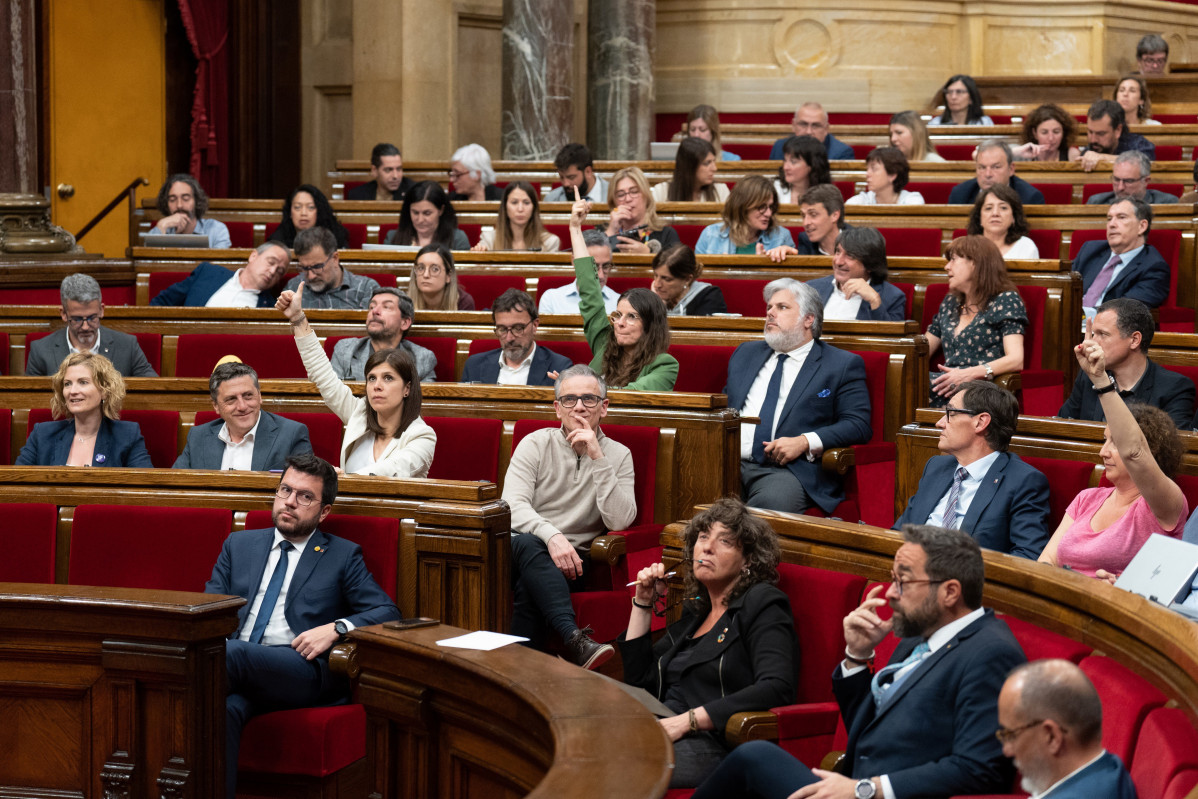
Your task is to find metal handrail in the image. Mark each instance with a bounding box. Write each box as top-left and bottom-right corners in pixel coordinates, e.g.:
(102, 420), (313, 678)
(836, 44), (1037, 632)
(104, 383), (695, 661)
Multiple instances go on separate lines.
(75, 176), (149, 242)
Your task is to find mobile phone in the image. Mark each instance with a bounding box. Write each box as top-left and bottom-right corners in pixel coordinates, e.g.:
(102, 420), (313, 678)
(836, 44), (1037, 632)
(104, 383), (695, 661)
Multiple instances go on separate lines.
(384, 617), (439, 630)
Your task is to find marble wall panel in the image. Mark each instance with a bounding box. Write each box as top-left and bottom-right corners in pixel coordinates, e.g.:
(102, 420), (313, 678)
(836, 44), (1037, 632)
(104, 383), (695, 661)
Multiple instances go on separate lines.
(0, 0), (38, 194)
(501, 0), (573, 159)
(981, 23), (1097, 75)
(588, 0), (655, 160)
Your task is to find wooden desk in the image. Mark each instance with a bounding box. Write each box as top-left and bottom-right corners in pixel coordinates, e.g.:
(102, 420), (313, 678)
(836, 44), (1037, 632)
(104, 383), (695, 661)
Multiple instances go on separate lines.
(350, 622), (671, 798)
(0, 584), (242, 798)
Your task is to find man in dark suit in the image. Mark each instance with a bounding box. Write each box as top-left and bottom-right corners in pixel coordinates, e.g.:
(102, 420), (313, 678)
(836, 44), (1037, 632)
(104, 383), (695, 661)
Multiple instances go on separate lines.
(151, 241), (289, 308)
(948, 140), (1046, 205)
(807, 227), (907, 322)
(691, 524), (1027, 799)
(1085, 151), (1178, 206)
(461, 289), (574, 386)
(998, 659), (1136, 799)
(1078, 99), (1156, 172)
(26, 273), (157, 377)
(1074, 196), (1170, 317)
(205, 454), (400, 798)
(174, 361), (313, 470)
(344, 142), (413, 201)
(768, 102), (855, 160)
(725, 279), (872, 514)
(1059, 298), (1193, 428)
(895, 380), (1050, 559)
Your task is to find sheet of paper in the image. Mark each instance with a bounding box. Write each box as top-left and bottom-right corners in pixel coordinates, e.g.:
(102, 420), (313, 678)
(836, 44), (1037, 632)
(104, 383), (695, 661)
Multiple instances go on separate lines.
(436, 630), (530, 651)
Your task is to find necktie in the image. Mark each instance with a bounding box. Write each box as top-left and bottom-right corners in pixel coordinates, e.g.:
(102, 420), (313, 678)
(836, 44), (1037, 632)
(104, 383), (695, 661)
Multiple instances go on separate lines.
(939, 467), (969, 529)
(752, 353), (789, 465)
(1083, 253), (1122, 306)
(870, 640), (931, 708)
(249, 540), (293, 644)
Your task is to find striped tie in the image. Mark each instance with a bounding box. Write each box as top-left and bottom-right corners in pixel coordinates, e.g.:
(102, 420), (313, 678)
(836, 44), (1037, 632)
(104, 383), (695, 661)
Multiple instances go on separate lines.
(939, 467), (968, 529)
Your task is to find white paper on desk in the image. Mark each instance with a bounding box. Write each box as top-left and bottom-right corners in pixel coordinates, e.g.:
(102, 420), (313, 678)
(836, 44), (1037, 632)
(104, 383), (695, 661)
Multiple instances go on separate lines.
(436, 630), (529, 651)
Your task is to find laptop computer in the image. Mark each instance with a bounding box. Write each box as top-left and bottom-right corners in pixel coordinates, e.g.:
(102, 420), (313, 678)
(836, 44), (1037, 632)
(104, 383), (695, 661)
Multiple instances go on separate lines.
(362, 243), (421, 252)
(1114, 534), (1198, 606)
(142, 233), (213, 248)
(650, 141), (681, 161)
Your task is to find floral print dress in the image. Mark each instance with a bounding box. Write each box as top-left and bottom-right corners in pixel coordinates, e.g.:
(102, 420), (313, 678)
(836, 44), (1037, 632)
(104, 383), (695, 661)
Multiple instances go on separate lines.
(927, 290), (1027, 406)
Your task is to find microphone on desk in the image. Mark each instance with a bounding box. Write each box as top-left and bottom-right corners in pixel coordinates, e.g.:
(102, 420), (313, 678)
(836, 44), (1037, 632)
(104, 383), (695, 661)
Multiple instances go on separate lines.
(647, 239), (662, 254)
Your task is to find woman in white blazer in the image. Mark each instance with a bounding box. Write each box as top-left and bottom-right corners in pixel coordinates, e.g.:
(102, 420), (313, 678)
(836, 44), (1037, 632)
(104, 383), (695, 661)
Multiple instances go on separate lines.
(277, 282), (436, 477)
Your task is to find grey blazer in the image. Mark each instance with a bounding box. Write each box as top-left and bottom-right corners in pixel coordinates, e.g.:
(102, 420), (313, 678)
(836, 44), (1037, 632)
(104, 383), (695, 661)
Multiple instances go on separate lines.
(173, 410), (313, 470)
(26, 328), (157, 377)
(330, 336), (438, 382)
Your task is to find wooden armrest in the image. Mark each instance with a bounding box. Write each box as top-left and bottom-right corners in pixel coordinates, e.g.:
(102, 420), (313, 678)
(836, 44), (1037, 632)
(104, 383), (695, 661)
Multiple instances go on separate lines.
(590, 534), (625, 566)
(821, 751), (847, 773)
(329, 641), (359, 679)
(725, 711), (779, 745)
(821, 447), (855, 476)
(994, 372), (1022, 393)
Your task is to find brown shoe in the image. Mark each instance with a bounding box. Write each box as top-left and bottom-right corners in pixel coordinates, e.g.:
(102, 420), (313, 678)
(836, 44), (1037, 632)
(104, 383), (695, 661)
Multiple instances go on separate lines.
(563, 627), (614, 670)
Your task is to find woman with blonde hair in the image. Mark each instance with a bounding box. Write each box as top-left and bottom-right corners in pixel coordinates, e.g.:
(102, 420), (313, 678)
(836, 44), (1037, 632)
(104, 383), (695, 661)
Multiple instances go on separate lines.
(472, 181), (561, 252)
(696, 175), (795, 254)
(687, 104), (741, 161)
(888, 111), (944, 162)
(409, 243), (476, 311)
(17, 352), (152, 467)
(603, 167), (682, 254)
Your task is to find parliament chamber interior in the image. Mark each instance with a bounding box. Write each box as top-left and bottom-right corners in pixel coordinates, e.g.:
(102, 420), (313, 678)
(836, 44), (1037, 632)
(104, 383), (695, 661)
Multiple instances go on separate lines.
(3, 1), (1198, 797)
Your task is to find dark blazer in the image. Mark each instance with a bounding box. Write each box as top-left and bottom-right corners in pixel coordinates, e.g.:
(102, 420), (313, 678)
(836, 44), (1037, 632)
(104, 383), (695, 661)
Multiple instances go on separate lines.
(344, 177), (414, 201)
(619, 583), (799, 737)
(1059, 359), (1194, 429)
(807, 275), (907, 321)
(725, 340), (873, 513)
(680, 284), (728, 316)
(1073, 240), (1171, 308)
(16, 416), (153, 467)
(150, 262), (277, 308)
(793, 230), (833, 256)
(25, 328), (157, 377)
(173, 410), (313, 470)
(1086, 188), (1178, 205)
(893, 452), (1051, 560)
(1045, 751), (1136, 799)
(770, 133), (854, 161)
(948, 175), (1045, 205)
(205, 527), (401, 692)
(448, 185), (503, 201)
(459, 344), (575, 386)
(834, 610), (1026, 797)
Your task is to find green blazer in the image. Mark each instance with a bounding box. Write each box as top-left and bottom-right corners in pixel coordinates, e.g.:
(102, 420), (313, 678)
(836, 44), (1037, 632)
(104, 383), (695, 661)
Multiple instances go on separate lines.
(575, 255), (678, 391)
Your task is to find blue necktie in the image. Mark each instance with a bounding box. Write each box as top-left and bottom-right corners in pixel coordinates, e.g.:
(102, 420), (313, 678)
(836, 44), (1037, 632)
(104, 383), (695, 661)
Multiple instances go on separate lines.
(752, 353), (789, 464)
(249, 540), (293, 644)
(939, 467), (969, 529)
(870, 640), (931, 708)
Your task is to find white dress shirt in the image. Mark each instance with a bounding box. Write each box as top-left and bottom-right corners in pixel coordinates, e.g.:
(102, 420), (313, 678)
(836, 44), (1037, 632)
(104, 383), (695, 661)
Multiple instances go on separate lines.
(738, 340), (824, 461)
(217, 412), (262, 471)
(823, 280), (865, 320)
(538, 281), (620, 315)
(497, 342), (537, 385)
(205, 268), (261, 308)
(66, 327), (101, 355)
(927, 451), (1001, 528)
(239, 529), (313, 646)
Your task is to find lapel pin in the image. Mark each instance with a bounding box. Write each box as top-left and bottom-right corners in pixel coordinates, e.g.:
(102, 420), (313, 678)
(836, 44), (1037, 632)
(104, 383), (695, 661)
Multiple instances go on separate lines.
(314, 545), (322, 552)
(94, 454), (106, 464)
(717, 626), (728, 643)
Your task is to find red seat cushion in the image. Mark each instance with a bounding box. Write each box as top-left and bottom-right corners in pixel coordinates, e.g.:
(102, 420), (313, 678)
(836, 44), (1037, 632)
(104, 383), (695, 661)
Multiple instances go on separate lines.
(0, 502), (57, 583)
(606, 276), (648, 295)
(877, 227), (942, 257)
(998, 615), (1091, 663)
(148, 271), (193, 302)
(134, 332), (163, 374)
(423, 416), (503, 482)
(779, 564), (867, 703)
(175, 334), (307, 378)
(1030, 183), (1074, 204)
(404, 336), (458, 382)
(457, 223), (481, 248)
(0, 331), (7, 375)
(1154, 145), (1183, 161)
(936, 144), (979, 161)
(850, 144), (875, 160)
(0, 408), (10, 465)
(1080, 655), (1167, 768)
(225, 221), (256, 248)
(538, 339), (593, 366)
(670, 225), (706, 249)
(536, 274), (575, 297)
(239, 705), (366, 776)
(1019, 457), (1095, 530)
(197, 410), (345, 467)
(342, 223), (369, 249)
(1028, 229), (1063, 259)
(1129, 708), (1198, 799)
(709, 278), (769, 316)
(833, 181), (856, 202)
(67, 505), (231, 592)
(457, 274), (527, 310)
(669, 344), (734, 394)
(904, 182), (957, 204)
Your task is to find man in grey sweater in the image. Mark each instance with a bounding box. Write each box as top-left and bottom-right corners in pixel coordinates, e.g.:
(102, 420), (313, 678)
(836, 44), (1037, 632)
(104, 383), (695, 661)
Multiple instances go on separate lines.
(502, 364), (637, 669)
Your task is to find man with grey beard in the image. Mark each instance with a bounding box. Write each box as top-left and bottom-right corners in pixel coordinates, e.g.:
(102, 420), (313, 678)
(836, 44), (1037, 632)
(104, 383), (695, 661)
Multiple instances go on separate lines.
(723, 279), (871, 514)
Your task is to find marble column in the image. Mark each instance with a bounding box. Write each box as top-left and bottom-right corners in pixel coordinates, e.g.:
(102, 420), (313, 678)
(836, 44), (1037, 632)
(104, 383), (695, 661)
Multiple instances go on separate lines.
(587, 0), (654, 161)
(0, 0), (39, 194)
(501, 0), (574, 161)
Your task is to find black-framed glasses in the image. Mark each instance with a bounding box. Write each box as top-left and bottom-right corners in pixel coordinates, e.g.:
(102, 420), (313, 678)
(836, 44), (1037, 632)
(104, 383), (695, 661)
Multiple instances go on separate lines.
(296, 253), (334, 273)
(942, 406), (983, 420)
(1111, 175), (1147, 186)
(67, 314), (101, 326)
(557, 394), (603, 408)
(447, 169), (470, 180)
(276, 484), (317, 507)
(494, 323), (529, 337)
(889, 571), (945, 597)
(995, 719), (1049, 745)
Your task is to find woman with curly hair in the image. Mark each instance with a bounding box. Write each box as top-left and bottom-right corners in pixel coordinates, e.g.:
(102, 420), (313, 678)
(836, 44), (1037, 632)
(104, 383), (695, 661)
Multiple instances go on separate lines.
(966, 184), (1039, 259)
(1013, 104), (1081, 162)
(269, 184), (349, 249)
(772, 135), (832, 204)
(621, 496), (799, 788)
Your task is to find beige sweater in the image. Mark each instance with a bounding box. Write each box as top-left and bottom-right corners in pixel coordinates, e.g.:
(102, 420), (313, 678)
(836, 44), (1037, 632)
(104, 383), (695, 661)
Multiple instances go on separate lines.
(502, 426), (637, 549)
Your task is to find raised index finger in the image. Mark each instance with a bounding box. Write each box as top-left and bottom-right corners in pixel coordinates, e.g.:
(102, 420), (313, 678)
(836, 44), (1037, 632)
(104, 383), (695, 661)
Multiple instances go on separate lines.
(1083, 314), (1093, 341)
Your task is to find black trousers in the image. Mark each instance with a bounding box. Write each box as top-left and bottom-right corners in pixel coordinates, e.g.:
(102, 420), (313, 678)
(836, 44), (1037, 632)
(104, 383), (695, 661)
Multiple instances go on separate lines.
(510, 532), (592, 648)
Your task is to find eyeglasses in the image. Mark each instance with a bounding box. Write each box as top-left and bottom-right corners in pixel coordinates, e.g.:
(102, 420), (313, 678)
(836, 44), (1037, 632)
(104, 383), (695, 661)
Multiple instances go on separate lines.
(942, 406), (982, 420)
(447, 169), (470, 180)
(276, 484), (318, 507)
(1139, 55), (1168, 66)
(67, 314), (101, 326)
(751, 203), (774, 215)
(613, 187), (641, 202)
(1111, 175), (1147, 186)
(609, 310), (642, 325)
(414, 264), (444, 276)
(889, 571), (945, 597)
(594, 260), (613, 275)
(793, 120), (828, 131)
(557, 394), (603, 408)
(944, 88), (970, 96)
(995, 719), (1048, 745)
(494, 323), (529, 337)
(296, 254), (334, 273)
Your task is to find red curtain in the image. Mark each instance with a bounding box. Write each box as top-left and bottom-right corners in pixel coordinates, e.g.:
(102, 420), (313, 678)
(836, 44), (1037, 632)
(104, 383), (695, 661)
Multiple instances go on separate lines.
(177, 0), (230, 196)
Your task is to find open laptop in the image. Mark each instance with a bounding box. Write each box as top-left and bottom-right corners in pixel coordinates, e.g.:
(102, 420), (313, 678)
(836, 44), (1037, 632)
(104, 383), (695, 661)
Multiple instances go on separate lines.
(141, 233), (213, 248)
(650, 141), (681, 161)
(362, 243), (421, 252)
(1114, 534), (1198, 607)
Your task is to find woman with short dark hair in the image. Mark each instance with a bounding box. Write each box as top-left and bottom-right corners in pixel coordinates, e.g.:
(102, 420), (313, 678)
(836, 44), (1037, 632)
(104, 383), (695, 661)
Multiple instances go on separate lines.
(385, 181), (470, 250)
(967, 184), (1039, 260)
(772, 135), (832, 204)
(846, 147), (924, 205)
(650, 245), (727, 316)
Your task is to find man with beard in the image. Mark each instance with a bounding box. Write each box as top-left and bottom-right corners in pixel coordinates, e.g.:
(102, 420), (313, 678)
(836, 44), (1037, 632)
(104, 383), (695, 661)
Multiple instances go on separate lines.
(344, 143), (413, 201)
(543, 143), (609, 203)
(1078, 99), (1156, 172)
(725, 279), (872, 514)
(205, 453), (400, 798)
(461, 289), (574, 385)
(329, 286), (437, 382)
(690, 524), (1027, 799)
(997, 660), (1135, 799)
(283, 227), (379, 310)
(148, 173), (232, 248)
(893, 380), (1051, 559)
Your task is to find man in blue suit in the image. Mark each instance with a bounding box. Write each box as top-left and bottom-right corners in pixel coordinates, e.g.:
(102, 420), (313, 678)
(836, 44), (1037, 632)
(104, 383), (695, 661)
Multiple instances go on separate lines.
(807, 227), (907, 322)
(461, 289), (574, 386)
(725, 279), (872, 514)
(691, 524), (1027, 799)
(205, 454), (400, 798)
(894, 381), (1050, 559)
(174, 361), (312, 470)
(998, 659), (1136, 799)
(1074, 196), (1170, 318)
(948, 140), (1046, 205)
(150, 241), (289, 307)
(769, 102), (855, 161)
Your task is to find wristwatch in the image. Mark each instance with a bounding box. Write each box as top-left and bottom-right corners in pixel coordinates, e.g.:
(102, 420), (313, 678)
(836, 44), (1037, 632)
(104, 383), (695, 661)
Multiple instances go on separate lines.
(1093, 372), (1118, 395)
(855, 778), (877, 799)
(984, 363), (994, 381)
(334, 620), (349, 636)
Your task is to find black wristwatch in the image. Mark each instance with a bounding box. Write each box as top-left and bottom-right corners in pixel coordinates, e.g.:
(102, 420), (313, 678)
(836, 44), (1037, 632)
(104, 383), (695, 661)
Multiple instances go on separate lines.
(334, 620), (350, 636)
(855, 778), (877, 799)
(1093, 372), (1118, 395)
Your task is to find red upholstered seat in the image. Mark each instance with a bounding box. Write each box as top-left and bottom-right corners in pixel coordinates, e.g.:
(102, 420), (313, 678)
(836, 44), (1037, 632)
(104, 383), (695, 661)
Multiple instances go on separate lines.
(67, 504), (231, 592)
(1030, 183), (1074, 204)
(535, 274), (574, 298)
(26, 407), (180, 469)
(606, 276), (648, 295)
(709, 278), (769, 316)
(134, 332), (163, 374)
(174, 334), (307, 378)
(725, 143), (773, 161)
(1154, 145), (1183, 161)
(225, 221), (256, 247)
(540, 339), (593, 367)
(367, 272), (397, 288)
(342, 223), (369, 249)
(457, 274), (527, 310)
(999, 615), (1092, 663)
(850, 144), (874, 160)
(458, 223), (481, 248)
(1079, 655), (1167, 769)
(904, 182), (957, 204)
(876, 227), (942, 257)
(423, 416), (503, 482)
(671, 224), (706, 249)
(0, 408), (10, 465)
(0, 502), (57, 583)
(0, 286), (132, 305)
(196, 409), (345, 467)
(1019, 457), (1096, 529)
(378, 223), (397, 243)
(1130, 708), (1198, 799)
(0, 330), (7, 375)
(891, 282), (915, 319)
(936, 144), (978, 161)
(239, 704), (366, 777)
(1028, 229), (1063, 259)
(404, 336), (458, 382)
(669, 344), (734, 394)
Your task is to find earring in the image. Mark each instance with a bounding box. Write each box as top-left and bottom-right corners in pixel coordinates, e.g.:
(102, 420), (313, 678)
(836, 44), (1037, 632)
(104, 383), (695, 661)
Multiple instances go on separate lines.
(742, 566), (751, 576)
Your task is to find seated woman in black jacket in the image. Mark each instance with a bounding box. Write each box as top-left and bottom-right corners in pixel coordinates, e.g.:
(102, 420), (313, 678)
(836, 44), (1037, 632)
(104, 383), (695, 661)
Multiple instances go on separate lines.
(622, 497), (798, 788)
(651, 244), (728, 316)
(269, 184), (349, 249)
